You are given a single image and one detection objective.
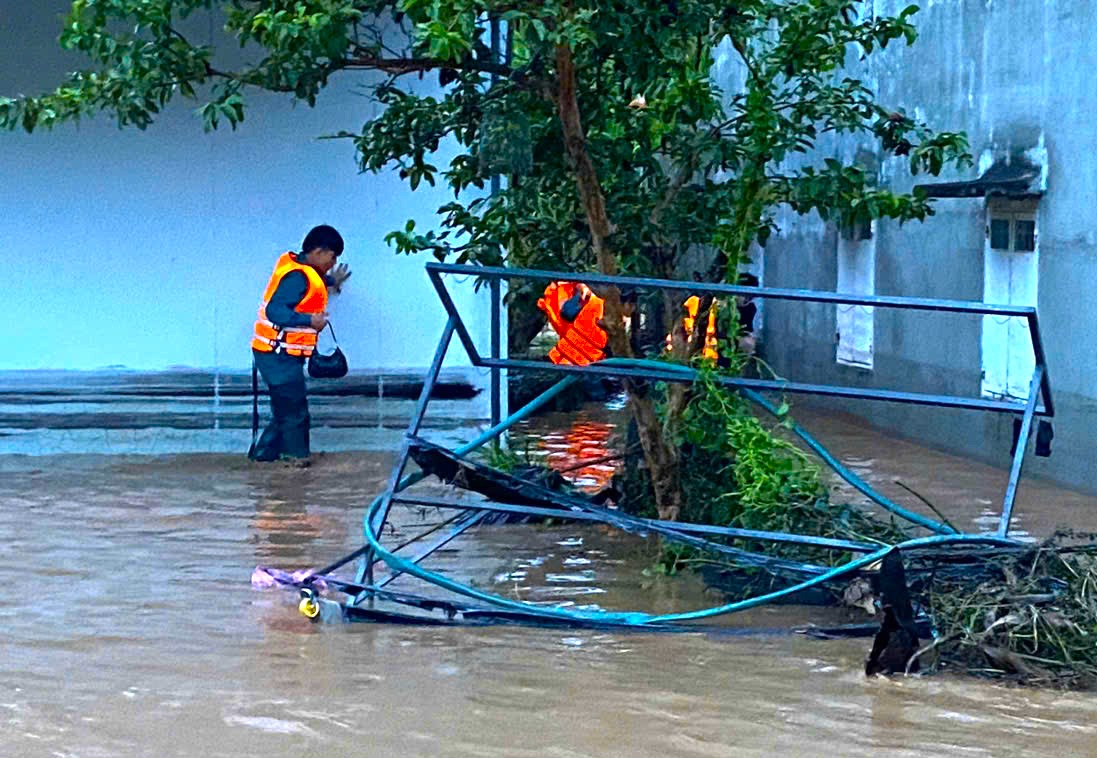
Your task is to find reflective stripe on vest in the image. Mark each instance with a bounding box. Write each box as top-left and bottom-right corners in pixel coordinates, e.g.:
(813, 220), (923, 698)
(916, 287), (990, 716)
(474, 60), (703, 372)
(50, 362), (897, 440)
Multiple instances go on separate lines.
(251, 252), (328, 356)
(537, 281), (607, 366)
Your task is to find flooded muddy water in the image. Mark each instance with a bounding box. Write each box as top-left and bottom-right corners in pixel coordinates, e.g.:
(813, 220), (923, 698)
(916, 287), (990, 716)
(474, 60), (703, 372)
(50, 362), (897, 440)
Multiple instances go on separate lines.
(3, 405), (1097, 756)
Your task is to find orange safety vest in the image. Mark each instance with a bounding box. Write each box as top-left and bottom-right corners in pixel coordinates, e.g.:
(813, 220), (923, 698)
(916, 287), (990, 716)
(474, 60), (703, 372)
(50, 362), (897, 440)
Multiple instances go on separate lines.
(678, 295), (719, 361)
(251, 252), (328, 356)
(537, 281), (608, 366)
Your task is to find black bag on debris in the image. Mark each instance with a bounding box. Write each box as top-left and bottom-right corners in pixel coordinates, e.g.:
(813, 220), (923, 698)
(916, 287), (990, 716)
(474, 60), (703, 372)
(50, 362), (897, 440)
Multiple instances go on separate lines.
(307, 323), (348, 379)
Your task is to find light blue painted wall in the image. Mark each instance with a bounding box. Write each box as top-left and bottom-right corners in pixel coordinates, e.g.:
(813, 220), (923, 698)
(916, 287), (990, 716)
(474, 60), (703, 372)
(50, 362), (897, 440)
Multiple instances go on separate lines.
(0, 3), (493, 405)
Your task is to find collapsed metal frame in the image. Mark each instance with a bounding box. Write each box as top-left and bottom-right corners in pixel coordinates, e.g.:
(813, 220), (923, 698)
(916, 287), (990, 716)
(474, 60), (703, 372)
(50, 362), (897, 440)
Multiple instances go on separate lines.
(423, 262), (1052, 532)
(307, 263), (1054, 624)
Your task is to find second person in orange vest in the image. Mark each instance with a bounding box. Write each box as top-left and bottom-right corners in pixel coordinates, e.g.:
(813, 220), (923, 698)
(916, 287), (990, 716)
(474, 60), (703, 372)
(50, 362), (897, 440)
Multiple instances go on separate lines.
(248, 225), (351, 467)
(536, 281), (608, 366)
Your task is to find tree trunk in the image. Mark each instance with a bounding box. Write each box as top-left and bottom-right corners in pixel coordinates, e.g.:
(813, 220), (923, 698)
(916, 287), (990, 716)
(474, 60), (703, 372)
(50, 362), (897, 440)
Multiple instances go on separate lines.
(507, 286), (548, 356)
(624, 378), (683, 520)
(554, 42), (682, 520)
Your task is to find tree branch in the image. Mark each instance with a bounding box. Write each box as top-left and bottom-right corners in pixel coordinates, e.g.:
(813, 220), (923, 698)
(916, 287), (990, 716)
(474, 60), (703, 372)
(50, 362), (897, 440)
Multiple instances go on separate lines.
(343, 53), (513, 78)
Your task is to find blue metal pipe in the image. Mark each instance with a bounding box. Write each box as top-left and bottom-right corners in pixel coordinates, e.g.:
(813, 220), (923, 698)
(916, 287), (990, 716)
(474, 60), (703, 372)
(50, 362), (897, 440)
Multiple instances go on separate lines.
(480, 357), (1049, 416)
(427, 262), (1040, 318)
(392, 494), (878, 553)
(999, 365), (1044, 537)
(344, 373), (583, 587)
(356, 316), (460, 588)
(362, 484), (1023, 627)
(740, 389), (956, 535)
(490, 277), (502, 427)
(644, 534), (1022, 624)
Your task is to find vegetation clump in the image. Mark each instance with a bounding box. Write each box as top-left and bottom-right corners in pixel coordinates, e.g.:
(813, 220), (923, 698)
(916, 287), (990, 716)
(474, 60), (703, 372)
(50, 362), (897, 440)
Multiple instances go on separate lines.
(621, 365), (908, 580)
(914, 535), (1097, 689)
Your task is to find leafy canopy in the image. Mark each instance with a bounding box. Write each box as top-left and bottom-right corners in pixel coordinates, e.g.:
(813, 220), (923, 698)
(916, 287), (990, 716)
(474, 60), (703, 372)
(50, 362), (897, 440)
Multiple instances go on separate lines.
(2, 0), (970, 284)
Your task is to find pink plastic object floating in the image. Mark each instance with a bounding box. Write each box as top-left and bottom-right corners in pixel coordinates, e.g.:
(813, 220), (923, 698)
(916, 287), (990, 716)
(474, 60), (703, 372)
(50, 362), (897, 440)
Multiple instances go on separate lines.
(251, 565), (327, 591)
(250, 566), (279, 589)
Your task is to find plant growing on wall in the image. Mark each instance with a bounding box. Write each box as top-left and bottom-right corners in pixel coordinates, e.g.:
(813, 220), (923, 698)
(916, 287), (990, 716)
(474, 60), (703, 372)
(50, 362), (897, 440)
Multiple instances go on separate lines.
(1, 0), (969, 522)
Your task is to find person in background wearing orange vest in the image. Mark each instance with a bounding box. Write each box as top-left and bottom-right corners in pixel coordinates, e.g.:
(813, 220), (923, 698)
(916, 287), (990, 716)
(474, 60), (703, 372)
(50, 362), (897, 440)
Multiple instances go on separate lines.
(248, 225), (351, 467)
(680, 294), (720, 361)
(537, 281), (609, 366)
(672, 272), (760, 363)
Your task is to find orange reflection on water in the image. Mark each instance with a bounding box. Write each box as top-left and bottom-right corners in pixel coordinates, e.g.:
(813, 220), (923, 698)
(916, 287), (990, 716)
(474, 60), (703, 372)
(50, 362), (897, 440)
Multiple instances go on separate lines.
(538, 416), (619, 492)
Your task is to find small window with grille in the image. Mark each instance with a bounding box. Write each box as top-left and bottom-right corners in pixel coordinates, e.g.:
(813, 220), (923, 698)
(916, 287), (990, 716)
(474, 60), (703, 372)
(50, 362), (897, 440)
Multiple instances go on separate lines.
(987, 200), (1037, 252)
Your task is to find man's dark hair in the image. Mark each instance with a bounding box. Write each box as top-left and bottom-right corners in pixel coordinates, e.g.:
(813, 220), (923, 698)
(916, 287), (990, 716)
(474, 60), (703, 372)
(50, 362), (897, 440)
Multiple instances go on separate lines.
(302, 224), (344, 256)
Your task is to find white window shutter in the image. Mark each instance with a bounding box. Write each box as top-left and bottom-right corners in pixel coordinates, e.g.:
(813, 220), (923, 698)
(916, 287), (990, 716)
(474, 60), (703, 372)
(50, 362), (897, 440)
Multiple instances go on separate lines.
(982, 201), (1039, 400)
(836, 224), (875, 369)
(1006, 252), (1038, 398)
(981, 249), (1012, 398)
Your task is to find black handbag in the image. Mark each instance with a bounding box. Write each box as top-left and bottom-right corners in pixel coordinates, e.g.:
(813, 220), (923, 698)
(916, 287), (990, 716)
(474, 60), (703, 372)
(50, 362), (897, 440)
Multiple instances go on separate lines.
(307, 323), (348, 379)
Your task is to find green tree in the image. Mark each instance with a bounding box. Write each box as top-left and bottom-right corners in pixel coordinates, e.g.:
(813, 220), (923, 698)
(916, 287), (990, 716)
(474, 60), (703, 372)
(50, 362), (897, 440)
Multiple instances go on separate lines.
(2, 0), (969, 521)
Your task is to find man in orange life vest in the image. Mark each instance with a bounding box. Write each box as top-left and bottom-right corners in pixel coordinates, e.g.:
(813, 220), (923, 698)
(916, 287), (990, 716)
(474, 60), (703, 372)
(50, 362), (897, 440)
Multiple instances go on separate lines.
(537, 281), (609, 366)
(248, 225), (351, 466)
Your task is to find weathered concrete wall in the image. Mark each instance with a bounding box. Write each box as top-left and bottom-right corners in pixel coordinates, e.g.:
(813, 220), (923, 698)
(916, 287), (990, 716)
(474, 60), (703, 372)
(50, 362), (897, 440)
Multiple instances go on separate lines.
(748, 0), (1097, 493)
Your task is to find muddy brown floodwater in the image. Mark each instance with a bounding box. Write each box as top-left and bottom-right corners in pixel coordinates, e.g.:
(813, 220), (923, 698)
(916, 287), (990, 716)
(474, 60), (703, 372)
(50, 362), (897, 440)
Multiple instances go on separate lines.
(3, 405), (1097, 757)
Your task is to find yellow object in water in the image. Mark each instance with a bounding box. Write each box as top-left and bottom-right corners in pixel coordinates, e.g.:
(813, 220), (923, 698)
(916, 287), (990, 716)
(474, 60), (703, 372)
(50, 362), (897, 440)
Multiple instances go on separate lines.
(298, 595), (320, 619)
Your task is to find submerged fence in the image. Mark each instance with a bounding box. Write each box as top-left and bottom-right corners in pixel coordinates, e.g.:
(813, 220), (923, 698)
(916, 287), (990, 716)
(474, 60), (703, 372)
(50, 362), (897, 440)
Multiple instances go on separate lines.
(284, 263), (1055, 629)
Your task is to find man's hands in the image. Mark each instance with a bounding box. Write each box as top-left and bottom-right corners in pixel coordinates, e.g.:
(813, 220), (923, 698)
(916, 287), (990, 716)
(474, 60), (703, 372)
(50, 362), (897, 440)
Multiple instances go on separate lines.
(312, 261), (349, 329)
(328, 263), (352, 293)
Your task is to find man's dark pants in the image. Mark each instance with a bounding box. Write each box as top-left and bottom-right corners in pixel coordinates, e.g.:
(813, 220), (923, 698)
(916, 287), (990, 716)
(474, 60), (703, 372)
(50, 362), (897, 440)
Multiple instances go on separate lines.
(249, 349), (310, 461)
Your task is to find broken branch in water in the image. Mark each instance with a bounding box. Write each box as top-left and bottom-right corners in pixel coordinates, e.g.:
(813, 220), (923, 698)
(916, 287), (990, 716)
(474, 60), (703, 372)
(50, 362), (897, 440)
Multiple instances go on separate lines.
(893, 479), (961, 534)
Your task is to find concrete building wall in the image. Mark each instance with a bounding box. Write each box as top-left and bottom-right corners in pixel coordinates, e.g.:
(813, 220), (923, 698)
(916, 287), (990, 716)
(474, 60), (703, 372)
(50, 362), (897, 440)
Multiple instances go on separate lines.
(0, 3), (497, 451)
(743, 0), (1097, 492)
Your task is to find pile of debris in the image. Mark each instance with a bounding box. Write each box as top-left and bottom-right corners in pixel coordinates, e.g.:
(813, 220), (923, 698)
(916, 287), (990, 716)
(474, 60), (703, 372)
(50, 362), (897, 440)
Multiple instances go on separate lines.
(915, 534), (1097, 689)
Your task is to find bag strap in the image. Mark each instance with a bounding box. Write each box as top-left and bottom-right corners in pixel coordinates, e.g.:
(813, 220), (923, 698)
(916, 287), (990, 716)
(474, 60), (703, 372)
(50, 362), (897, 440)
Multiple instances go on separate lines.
(323, 321), (339, 345)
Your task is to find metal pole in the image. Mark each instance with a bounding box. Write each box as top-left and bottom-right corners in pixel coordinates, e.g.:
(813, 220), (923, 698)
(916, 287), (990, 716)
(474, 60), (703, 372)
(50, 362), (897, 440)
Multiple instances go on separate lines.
(1028, 312), (1055, 417)
(999, 365), (1044, 537)
(426, 262), (1039, 318)
(487, 17), (503, 427)
(489, 15), (501, 200)
(427, 268), (481, 362)
(391, 494), (877, 552)
(357, 317), (457, 593)
(490, 278), (502, 427)
(479, 357), (1048, 415)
